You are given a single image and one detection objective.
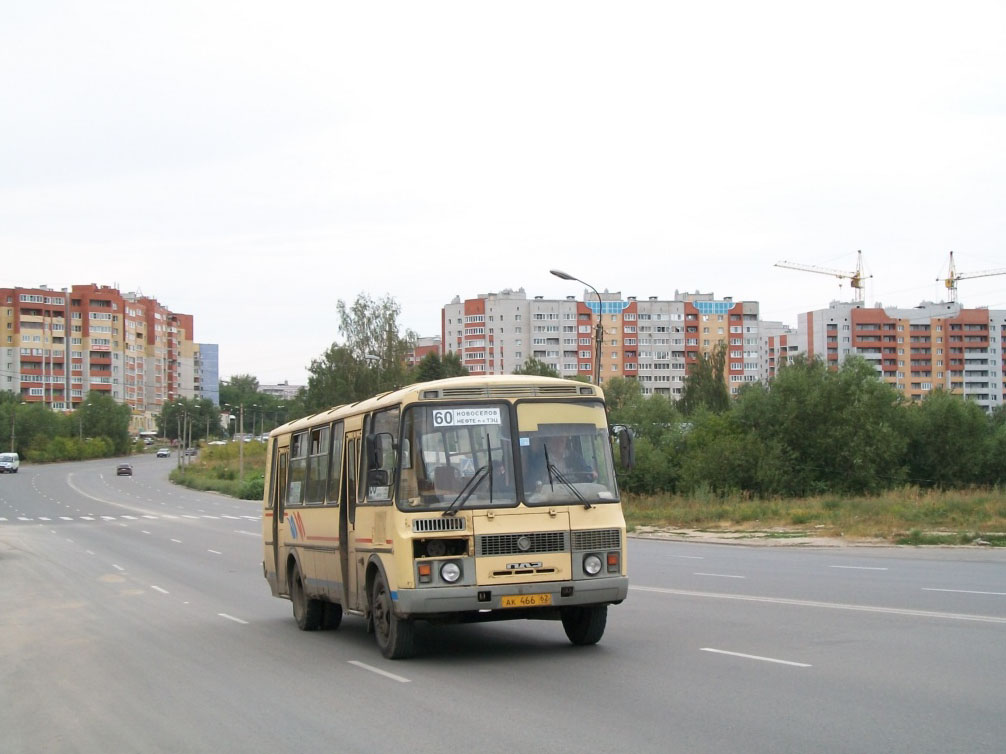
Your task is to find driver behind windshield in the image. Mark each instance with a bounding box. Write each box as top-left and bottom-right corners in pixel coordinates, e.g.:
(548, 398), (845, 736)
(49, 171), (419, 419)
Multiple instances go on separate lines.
(523, 434), (596, 494)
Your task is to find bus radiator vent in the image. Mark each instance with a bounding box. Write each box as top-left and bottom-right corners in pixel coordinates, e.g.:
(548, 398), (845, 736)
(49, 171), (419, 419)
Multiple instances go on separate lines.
(413, 517), (467, 533)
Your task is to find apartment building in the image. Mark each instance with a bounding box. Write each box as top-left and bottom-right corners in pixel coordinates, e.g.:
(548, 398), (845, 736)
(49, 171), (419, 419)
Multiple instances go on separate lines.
(760, 320), (799, 381)
(798, 300), (1006, 410)
(442, 288), (763, 397)
(1, 283), (217, 432)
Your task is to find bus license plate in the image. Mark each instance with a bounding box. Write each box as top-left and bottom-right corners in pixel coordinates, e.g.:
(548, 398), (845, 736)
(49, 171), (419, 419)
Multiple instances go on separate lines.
(501, 593), (551, 608)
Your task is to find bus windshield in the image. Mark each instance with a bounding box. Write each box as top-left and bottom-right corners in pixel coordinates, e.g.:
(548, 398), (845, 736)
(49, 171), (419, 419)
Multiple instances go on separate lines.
(517, 401), (619, 505)
(398, 403), (519, 511)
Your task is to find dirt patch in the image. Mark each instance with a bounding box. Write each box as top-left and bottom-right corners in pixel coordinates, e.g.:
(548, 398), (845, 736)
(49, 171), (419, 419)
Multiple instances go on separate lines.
(630, 526), (888, 547)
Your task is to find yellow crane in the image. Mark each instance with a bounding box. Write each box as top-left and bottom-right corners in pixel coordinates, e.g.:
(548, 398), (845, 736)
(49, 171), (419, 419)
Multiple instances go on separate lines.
(938, 251), (1006, 303)
(774, 250), (871, 303)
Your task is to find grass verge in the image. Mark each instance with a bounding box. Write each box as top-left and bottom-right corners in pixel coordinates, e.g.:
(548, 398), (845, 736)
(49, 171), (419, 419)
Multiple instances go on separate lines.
(623, 487), (1006, 545)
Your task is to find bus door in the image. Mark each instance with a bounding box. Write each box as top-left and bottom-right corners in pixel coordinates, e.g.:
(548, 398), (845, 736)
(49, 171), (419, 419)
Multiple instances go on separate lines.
(269, 447), (289, 595)
(341, 432), (363, 612)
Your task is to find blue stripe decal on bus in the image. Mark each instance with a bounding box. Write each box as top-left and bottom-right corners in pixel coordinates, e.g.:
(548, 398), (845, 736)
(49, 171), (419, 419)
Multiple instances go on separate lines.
(391, 591), (398, 601)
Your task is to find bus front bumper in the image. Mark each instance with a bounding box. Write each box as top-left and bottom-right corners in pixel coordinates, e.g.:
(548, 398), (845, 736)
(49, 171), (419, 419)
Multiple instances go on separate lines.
(391, 576), (628, 618)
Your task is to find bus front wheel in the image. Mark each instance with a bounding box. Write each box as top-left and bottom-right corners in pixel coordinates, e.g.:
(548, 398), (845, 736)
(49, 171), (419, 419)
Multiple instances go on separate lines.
(561, 605), (607, 646)
(371, 572), (415, 659)
(290, 563), (323, 631)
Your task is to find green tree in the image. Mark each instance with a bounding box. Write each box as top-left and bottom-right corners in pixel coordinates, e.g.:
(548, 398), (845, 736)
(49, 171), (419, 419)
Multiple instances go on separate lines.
(413, 351), (471, 383)
(413, 352), (445, 383)
(732, 356), (907, 495)
(302, 345), (373, 414)
(601, 376), (643, 413)
(441, 351), (469, 378)
(904, 389), (992, 488)
(302, 293), (417, 411)
(512, 357), (559, 377)
(679, 342), (730, 415)
(220, 375), (261, 409)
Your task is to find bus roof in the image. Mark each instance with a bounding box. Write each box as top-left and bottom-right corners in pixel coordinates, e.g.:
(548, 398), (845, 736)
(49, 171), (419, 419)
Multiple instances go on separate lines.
(271, 374), (604, 437)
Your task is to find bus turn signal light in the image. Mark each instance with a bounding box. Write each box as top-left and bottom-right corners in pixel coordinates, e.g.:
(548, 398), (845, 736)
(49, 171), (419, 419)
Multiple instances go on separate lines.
(607, 552), (619, 572)
(418, 563), (432, 583)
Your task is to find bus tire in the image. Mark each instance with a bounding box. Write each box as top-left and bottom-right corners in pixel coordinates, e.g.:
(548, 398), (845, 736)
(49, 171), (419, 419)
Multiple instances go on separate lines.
(323, 602), (343, 630)
(290, 563), (323, 631)
(561, 605), (607, 646)
(371, 572), (415, 659)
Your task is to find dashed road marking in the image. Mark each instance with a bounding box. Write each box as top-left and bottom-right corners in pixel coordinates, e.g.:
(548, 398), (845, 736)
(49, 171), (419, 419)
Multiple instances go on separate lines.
(701, 648), (812, 668)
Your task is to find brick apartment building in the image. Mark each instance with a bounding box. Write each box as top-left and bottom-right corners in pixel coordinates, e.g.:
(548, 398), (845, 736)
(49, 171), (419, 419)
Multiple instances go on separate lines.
(799, 300), (1006, 410)
(1, 283), (219, 432)
(442, 288), (764, 397)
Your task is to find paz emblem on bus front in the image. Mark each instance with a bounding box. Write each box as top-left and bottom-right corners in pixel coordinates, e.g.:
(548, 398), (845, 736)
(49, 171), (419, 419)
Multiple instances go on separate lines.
(516, 535), (532, 552)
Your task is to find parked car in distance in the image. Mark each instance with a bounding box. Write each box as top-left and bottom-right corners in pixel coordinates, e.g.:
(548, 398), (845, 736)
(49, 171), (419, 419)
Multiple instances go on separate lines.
(0, 452), (19, 473)
(156, 448), (171, 458)
(116, 463), (133, 476)
(184, 447), (197, 456)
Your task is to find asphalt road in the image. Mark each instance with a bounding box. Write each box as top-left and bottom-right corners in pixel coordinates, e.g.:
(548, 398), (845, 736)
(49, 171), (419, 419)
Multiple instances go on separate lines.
(2, 455), (1004, 754)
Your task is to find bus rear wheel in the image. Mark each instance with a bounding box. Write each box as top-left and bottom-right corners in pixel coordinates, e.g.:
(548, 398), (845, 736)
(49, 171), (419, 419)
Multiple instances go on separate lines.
(290, 563), (323, 631)
(561, 605), (607, 646)
(371, 572), (415, 659)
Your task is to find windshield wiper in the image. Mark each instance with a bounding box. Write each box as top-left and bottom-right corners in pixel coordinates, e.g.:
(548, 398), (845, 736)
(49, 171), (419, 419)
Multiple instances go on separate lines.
(542, 443), (591, 508)
(443, 465), (489, 517)
(546, 464), (592, 509)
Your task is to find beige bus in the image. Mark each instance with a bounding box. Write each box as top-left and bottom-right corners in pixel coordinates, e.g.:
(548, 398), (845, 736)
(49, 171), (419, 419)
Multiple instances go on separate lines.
(262, 374), (630, 658)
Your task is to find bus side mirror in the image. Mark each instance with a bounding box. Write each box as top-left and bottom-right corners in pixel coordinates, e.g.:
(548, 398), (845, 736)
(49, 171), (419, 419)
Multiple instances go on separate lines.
(617, 427), (635, 469)
(367, 468), (389, 487)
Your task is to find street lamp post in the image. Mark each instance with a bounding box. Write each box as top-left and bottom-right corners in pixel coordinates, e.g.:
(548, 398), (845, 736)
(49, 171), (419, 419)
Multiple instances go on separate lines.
(77, 402), (91, 442)
(550, 269), (604, 385)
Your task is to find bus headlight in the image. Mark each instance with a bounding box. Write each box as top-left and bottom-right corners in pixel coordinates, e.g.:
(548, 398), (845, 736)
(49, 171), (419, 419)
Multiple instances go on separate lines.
(583, 554), (603, 576)
(440, 561), (462, 583)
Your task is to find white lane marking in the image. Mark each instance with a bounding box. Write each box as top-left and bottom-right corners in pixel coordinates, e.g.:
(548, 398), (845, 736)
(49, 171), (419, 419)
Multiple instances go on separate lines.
(18, 517), (32, 521)
(112, 564), (125, 572)
(218, 613), (248, 625)
(80, 516), (95, 521)
(923, 588), (1006, 596)
(630, 585), (1006, 624)
(694, 572), (746, 579)
(200, 515), (220, 520)
(151, 586), (169, 594)
(141, 530), (151, 535)
(170, 538), (182, 544)
(0, 518), (6, 522)
(669, 555), (704, 560)
(39, 517), (51, 521)
(60, 517), (74, 521)
(85, 550), (94, 555)
(121, 515), (138, 520)
(142, 515), (159, 519)
(208, 549), (222, 555)
(348, 661), (411, 683)
(182, 515), (200, 519)
(221, 515), (241, 520)
(234, 530), (259, 537)
(829, 565), (888, 571)
(701, 648), (812, 668)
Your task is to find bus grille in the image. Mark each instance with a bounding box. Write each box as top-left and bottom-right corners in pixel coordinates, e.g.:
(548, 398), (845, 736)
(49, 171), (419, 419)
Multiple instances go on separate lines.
(477, 531), (568, 556)
(572, 528), (621, 551)
(412, 517), (467, 533)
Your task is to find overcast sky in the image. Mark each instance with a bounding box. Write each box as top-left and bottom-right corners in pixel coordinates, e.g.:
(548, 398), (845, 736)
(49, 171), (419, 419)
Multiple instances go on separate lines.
(4, 1), (1005, 385)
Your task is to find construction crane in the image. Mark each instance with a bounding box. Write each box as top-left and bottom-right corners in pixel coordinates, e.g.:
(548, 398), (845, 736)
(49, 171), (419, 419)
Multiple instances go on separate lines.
(937, 251), (1006, 303)
(774, 250), (871, 303)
